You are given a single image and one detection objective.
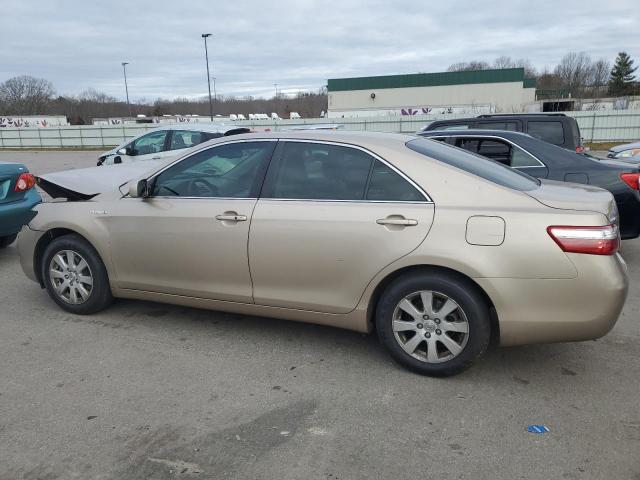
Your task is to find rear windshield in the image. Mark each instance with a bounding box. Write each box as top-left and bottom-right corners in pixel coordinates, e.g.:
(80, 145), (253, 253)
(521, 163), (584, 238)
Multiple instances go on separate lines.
(406, 138), (540, 192)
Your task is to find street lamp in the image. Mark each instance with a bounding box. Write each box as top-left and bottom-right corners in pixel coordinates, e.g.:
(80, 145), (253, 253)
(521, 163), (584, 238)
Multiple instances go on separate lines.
(121, 62), (132, 118)
(201, 33), (214, 121)
(274, 83), (278, 99)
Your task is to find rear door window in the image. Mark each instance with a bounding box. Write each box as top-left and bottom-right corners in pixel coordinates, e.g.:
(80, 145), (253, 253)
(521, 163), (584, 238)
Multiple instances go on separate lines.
(366, 162), (425, 202)
(264, 142), (373, 200)
(407, 138), (540, 191)
(527, 121), (565, 145)
(169, 130), (209, 150)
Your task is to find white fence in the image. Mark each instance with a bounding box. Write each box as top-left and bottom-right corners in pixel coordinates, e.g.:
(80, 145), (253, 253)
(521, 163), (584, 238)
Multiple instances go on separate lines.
(1, 110), (639, 148)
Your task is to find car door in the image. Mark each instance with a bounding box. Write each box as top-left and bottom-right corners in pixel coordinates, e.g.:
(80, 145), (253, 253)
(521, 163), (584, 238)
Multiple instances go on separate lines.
(115, 130), (171, 164)
(106, 140), (276, 302)
(166, 130), (220, 156)
(248, 140), (434, 314)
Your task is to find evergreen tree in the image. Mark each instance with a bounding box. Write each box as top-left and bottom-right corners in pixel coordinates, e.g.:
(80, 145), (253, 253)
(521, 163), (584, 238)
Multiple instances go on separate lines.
(609, 52), (637, 95)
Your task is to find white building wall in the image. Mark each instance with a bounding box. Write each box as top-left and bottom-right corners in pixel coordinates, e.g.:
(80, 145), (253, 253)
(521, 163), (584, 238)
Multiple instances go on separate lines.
(329, 82), (532, 115)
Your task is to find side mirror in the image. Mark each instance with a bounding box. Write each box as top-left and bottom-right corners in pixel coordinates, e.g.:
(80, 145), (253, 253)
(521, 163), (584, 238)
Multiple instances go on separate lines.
(117, 147), (127, 155)
(128, 179), (149, 198)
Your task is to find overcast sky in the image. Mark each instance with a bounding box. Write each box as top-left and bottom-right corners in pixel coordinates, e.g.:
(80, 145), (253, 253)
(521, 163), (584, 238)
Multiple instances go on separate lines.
(1, 0), (638, 101)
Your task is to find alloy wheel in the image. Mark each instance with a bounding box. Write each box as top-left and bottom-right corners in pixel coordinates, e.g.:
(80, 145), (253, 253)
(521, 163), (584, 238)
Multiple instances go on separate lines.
(48, 249), (94, 305)
(392, 290), (469, 363)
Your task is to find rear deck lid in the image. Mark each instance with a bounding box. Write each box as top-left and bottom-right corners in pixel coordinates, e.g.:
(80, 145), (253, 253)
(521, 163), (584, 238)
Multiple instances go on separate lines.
(0, 162), (29, 204)
(526, 179), (617, 222)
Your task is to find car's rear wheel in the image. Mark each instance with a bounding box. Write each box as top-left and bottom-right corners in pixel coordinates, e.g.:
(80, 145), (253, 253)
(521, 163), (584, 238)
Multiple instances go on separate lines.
(376, 272), (491, 377)
(0, 234), (18, 248)
(42, 234), (113, 314)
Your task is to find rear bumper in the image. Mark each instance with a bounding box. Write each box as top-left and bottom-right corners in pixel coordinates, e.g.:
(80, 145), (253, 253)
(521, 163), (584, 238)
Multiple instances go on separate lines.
(0, 189), (41, 237)
(477, 252), (629, 347)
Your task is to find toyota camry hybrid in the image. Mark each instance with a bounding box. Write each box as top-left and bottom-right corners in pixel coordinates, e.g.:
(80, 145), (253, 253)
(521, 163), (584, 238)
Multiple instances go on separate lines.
(18, 132), (629, 376)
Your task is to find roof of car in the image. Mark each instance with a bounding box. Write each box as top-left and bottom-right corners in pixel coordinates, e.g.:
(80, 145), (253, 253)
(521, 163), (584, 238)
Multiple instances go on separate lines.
(152, 123), (249, 133)
(418, 129), (533, 139)
(203, 130), (417, 147)
(429, 114), (571, 123)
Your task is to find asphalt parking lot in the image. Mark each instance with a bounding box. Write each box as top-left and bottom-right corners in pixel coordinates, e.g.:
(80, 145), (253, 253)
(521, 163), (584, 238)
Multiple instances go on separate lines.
(1, 151), (639, 480)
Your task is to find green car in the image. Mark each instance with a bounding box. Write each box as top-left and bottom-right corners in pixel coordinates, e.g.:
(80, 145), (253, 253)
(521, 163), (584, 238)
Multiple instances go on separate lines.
(0, 162), (41, 248)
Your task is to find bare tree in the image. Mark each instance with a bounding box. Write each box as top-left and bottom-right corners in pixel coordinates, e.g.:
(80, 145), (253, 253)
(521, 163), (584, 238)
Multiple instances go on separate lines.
(447, 61), (491, 72)
(0, 75), (55, 115)
(553, 52), (594, 97)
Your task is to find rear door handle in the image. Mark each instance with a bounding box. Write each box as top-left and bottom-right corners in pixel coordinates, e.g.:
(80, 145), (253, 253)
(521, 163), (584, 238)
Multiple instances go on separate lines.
(152, 156), (161, 160)
(376, 218), (418, 226)
(215, 214), (247, 222)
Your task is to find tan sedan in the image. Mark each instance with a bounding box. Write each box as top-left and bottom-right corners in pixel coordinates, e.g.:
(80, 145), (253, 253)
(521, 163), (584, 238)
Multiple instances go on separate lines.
(18, 132), (629, 376)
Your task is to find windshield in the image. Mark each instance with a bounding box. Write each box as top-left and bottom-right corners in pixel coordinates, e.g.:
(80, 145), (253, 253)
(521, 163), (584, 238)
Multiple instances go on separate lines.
(407, 138), (540, 192)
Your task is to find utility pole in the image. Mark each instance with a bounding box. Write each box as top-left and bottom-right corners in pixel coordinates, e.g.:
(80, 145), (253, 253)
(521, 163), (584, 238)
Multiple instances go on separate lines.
(121, 62), (132, 118)
(201, 33), (214, 121)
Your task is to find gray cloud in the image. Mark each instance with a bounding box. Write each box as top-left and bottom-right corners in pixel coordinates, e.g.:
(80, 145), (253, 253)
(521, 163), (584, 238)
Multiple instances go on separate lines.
(1, 0), (638, 100)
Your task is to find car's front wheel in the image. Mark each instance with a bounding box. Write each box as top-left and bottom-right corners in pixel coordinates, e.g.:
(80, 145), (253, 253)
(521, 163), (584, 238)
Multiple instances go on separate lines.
(376, 272), (491, 377)
(41, 234), (113, 314)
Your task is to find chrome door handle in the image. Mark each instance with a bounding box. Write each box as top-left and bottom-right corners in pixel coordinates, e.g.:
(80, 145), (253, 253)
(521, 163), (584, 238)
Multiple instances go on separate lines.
(376, 218), (418, 226)
(215, 214), (247, 222)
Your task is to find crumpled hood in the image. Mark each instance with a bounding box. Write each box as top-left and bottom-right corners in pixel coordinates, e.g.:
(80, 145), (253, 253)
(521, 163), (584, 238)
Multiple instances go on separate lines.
(37, 159), (170, 200)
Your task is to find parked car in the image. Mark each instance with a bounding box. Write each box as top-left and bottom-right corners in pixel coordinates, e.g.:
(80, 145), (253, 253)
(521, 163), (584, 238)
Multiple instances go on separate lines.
(21, 132), (628, 376)
(0, 162), (41, 248)
(421, 113), (584, 153)
(97, 124), (250, 166)
(607, 141), (640, 160)
(418, 129), (640, 239)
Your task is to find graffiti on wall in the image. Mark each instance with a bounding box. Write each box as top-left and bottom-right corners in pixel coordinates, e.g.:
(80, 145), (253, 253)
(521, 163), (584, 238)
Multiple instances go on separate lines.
(0, 116), (68, 128)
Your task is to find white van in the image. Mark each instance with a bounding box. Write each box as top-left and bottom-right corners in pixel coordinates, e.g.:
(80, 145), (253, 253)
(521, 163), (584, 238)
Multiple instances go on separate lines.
(290, 112), (301, 119)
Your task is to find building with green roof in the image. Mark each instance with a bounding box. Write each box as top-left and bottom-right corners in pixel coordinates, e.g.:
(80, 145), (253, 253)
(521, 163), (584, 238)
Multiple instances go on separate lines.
(327, 68), (536, 118)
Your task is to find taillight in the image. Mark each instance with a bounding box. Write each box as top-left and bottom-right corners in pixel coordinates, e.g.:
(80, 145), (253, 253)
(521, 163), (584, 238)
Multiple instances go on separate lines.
(14, 173), (36, 192)
(620, 173), (640, 191)
(576, 146), (585, 153)
(547, 224), (619, 256)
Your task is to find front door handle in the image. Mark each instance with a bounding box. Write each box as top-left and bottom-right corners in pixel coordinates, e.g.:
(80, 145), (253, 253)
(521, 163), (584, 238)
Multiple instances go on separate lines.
(215, 214), (247, 222)
(376, 217), (418, 226)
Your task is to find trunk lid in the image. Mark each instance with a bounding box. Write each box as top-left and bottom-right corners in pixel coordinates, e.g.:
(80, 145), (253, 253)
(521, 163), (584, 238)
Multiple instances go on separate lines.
(526, 179), (617, 223)
(0, 162), (29, 204)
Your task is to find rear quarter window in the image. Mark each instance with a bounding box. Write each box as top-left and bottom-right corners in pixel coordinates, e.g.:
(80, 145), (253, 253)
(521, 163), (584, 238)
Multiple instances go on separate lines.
(407, 138), (540, 192)
(527, 121), (565, 145)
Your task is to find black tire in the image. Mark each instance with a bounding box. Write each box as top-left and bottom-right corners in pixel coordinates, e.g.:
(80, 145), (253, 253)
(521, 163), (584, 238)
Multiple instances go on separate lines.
(0, 234), (18, 248)
(41, 234), (113, 314)
(376, 271), (491, 377)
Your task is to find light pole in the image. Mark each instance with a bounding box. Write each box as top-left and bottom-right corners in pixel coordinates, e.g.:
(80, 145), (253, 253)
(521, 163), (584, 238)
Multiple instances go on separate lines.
(274, 83), (278, 99)
(121, 62), (132, 118)
(201, 33), (214, 121)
